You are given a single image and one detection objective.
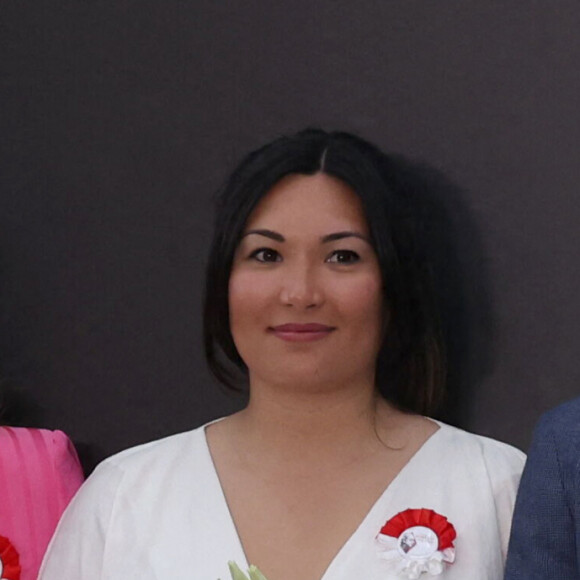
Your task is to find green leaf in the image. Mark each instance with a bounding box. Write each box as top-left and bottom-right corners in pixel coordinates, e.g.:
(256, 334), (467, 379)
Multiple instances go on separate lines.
(248, 565), (269, 580)
(228, 561), (251, 580)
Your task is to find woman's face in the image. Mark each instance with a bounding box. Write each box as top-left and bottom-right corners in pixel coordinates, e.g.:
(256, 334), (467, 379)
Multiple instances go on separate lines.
(229, 172), (383, 392)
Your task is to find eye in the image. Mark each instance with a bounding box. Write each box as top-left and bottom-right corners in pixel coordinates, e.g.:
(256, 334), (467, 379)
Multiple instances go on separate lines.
(249, 248), (281, 263)
(326, 250), (360, 264)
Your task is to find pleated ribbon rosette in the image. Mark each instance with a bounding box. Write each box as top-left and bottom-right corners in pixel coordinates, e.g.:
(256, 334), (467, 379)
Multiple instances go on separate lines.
(0, 536), (21, 580)
(376, 508), (456, 579)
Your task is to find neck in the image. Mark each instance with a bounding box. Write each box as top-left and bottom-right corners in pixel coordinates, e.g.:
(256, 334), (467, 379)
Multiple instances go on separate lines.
(231, 375), (399, 468)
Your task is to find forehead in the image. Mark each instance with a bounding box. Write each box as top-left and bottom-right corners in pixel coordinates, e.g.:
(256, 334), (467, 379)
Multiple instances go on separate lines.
(244, 172), (370, 233)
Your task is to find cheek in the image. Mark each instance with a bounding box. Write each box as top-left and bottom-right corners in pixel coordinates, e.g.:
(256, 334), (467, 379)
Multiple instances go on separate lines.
(337, 276), (383, 322)
(228, 271), (271, 326)
(228, 271), (277, 366)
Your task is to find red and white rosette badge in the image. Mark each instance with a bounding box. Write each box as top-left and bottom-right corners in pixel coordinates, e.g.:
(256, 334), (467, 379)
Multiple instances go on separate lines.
(376, 509), (456, 579)
(0, 536), (21, 580)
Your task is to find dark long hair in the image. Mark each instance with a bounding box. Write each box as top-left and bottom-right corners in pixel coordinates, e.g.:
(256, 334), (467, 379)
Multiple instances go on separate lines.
(203, 129), (446, 415)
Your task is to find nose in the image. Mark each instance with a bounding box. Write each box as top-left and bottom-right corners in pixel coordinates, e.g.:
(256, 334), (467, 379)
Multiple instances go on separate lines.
(279, 262), (323, 309)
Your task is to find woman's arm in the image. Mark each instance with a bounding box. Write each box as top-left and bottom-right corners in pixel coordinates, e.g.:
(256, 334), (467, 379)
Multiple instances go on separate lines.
(38, 459), (123, 579)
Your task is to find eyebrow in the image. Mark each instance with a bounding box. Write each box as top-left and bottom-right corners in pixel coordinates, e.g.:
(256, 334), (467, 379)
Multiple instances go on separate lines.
(242, 229), (285, 242)
(242, 229), (371, 244)
(321, 231), (371, 244)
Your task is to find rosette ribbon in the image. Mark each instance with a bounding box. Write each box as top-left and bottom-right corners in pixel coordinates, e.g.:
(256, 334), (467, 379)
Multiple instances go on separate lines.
(0, 535), (21, 580)
(376, 508), (456, 579)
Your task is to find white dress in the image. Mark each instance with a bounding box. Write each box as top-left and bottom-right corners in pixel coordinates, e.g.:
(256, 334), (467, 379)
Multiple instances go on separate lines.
(39, 420), (525, 580)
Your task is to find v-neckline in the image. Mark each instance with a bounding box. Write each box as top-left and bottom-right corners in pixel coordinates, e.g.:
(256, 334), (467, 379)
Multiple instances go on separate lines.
(201, 418), (444, 580)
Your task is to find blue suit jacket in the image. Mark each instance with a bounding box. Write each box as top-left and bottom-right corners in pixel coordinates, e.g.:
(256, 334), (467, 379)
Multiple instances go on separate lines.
(505, 397), (580, 579)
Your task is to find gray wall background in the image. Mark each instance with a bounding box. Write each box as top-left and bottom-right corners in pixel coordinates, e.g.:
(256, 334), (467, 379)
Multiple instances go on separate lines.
(1, 1), (579, 473)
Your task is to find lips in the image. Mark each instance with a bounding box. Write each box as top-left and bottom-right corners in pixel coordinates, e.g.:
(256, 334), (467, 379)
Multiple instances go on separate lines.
(268, 323), (336, 342)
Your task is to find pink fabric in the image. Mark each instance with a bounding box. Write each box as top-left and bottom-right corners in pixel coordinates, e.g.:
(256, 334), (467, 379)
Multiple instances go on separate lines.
(0, 427), (84, 580)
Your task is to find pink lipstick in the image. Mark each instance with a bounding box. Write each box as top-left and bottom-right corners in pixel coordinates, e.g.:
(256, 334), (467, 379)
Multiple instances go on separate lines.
(269, 323), (336, 342)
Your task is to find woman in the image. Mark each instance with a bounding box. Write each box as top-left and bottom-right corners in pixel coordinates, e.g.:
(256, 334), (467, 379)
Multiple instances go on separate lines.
(40, 129), (524, 580)
(0, 426), (84, 580)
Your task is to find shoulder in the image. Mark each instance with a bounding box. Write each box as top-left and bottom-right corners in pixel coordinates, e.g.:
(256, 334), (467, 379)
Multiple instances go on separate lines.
(434, 421), (525, 463)
(533, 396), (580, 443)
(0, 426), (83, 482)
(524, 397), (580, 481)
(94, 423), (210, 483)
(78, 420), (224, 499)
(49, 423), (215, 530)
(433, 421), (526, 482)
(0, 425), (74, 453)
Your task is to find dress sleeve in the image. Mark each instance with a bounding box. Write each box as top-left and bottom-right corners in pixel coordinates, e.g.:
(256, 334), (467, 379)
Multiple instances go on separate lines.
(480, 436), (526, 562)
(504, 415), (579, 579)
(49, 429), (85, 507)
(38, 458), (124, 580)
